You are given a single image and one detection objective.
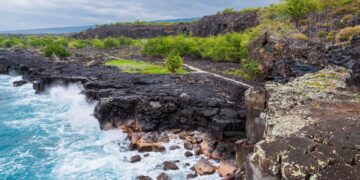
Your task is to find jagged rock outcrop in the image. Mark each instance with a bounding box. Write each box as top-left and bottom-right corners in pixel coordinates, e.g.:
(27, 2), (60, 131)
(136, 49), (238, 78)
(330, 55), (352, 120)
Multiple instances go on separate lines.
(0, 49), (249, 140)
(72, 11), (259, 39)
(250, 32), (360, 88)
(244, 67), (360, 179)
(191, 11), (259, 37)
(249, 32), (325, 83)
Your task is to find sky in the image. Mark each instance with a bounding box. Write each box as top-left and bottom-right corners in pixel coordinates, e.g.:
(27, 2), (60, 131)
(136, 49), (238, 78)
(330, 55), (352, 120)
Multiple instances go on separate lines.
(0, 0), (280, 31)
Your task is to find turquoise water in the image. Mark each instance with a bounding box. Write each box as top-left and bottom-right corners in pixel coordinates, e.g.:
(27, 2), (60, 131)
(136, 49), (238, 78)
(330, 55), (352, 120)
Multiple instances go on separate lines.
(0, 75), (218, 180)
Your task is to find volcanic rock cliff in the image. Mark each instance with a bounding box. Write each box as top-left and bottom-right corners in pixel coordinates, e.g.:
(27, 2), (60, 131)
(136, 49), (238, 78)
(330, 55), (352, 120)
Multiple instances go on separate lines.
(72, 11), (259, 39)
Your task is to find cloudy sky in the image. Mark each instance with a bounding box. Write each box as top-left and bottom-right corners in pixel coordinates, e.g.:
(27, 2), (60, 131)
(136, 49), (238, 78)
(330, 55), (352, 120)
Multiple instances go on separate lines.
(0, 0), (279, 30)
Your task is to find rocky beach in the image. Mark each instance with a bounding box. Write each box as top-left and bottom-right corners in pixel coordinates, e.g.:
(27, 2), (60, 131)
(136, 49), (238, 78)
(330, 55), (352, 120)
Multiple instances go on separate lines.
(0, 0), (359, 179)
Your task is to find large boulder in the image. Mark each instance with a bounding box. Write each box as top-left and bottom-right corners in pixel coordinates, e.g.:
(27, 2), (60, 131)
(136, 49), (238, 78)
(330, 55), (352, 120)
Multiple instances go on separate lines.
(217, 160), (239, 178)
(192, 158), (216, 175)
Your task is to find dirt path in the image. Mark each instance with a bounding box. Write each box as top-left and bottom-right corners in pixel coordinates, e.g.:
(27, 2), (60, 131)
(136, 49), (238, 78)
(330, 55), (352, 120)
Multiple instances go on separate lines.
(105, 54), (254, 89)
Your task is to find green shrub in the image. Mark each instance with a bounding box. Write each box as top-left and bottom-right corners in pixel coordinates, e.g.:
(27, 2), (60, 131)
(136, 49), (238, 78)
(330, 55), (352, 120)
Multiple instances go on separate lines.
(336, 25), (360, 42)
(68, 40), (88, 49)
(318, 0), (354, 10)
(54, 37), (69, 47)
(199, 33), (247, 61)
(222, 8), (238, 14)
(241, 59), (260, 76)
(143, 36), (173, 57)
(91, 38), (104, 48)
(165, 53), (183, 74)
(27, 37), (46, 47)
(103, 38), (119, 48)
(342, 14), (354, 22)
(225, 59), (260, 81)
(143, 29), (262, 62)
(318, 31), (328, 38)
(42, 42), (71, 58)
(1, 37), (25, 48)
(118, 37), (136, 46)
(291, 33), (310, 41)
(285, 0), (320, 23)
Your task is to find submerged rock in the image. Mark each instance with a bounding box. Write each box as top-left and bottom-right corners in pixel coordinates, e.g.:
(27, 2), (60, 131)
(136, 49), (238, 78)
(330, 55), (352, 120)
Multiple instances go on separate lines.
(186, 174), (198, 179)
(169, 145), (180, 150)
(137, 176), (152, 180)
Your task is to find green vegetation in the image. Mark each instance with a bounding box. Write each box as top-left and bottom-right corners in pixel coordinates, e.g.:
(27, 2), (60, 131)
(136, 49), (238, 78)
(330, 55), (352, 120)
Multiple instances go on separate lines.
(68, 39), (88, 49)
(291, 33), (309, 41)
(103, 38), (120, 48)
(0, 37), (25, 48)
(221, 7), (259, 14)
(105, 59), (186, 75)
(336, 25), (360, 42)
(143, 26), (261, 62)
(285, 0), (319, 23)
(118, 37), (137, 46)
(318, 31), (328, 38)
(165, 53), (183, 74)
(43, 42), (71, 58)
(225, 59), (260, 80)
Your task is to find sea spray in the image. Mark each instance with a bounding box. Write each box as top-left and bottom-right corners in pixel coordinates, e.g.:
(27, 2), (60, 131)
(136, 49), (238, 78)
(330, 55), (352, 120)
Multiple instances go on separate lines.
(0, 75), (220, 179)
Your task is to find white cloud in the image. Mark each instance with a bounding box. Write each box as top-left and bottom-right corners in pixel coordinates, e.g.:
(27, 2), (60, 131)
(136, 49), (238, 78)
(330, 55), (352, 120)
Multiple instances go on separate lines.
(0, 0), (280, 30)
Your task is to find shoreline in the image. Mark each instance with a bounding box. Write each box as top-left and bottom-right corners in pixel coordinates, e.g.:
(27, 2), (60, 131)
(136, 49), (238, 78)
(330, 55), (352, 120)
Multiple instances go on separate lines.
(0, 49), (252, 179)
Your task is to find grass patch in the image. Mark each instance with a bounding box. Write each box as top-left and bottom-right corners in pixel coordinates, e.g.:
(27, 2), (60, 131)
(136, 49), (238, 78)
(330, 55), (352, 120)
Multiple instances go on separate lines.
(105, 59), (187, 75)
(336, 25), (360, 43)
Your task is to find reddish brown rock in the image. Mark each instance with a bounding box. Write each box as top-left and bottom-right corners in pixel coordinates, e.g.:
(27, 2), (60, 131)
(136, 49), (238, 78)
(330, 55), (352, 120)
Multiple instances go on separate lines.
(193, 158), (216, 175)
(217, 160), (239, 179)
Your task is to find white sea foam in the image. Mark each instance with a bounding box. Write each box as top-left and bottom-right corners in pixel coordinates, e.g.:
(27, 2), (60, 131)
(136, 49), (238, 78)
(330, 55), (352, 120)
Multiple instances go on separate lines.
(0, 76), (221, 180)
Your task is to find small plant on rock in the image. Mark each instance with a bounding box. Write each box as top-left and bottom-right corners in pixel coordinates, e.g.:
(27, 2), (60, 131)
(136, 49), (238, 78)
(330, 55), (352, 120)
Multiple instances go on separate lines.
(165, 53), (183, 75)
(336, 25), (360, 43)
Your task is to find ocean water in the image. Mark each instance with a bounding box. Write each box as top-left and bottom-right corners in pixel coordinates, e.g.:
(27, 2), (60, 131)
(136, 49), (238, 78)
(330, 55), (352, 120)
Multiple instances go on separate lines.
(0, 75), (219, 180)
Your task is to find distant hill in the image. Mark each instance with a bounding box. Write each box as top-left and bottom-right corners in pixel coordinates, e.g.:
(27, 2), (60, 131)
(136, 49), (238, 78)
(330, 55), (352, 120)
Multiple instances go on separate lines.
(0, 18), (199, 35)
(153, 18), (200, 23)
(0, 25), (95, 35)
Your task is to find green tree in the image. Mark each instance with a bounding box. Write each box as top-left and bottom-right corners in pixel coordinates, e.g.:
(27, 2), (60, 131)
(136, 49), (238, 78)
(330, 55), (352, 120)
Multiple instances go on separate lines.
(165, 53), (183, 75)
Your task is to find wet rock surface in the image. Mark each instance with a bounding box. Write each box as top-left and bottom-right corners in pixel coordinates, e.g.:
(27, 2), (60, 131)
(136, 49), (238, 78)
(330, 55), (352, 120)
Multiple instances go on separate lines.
(137, 175), (152, 180)
(156, 173), (170, 180)
(13, 80), (27, 87)
(0, 49), (249, 140)
(130, 155), (141, 163)
(163, 161), (179, 171)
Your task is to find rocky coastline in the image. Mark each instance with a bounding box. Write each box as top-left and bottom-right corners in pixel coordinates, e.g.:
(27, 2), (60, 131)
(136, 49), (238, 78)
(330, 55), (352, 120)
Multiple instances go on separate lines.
(0, 48), (254, 178)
